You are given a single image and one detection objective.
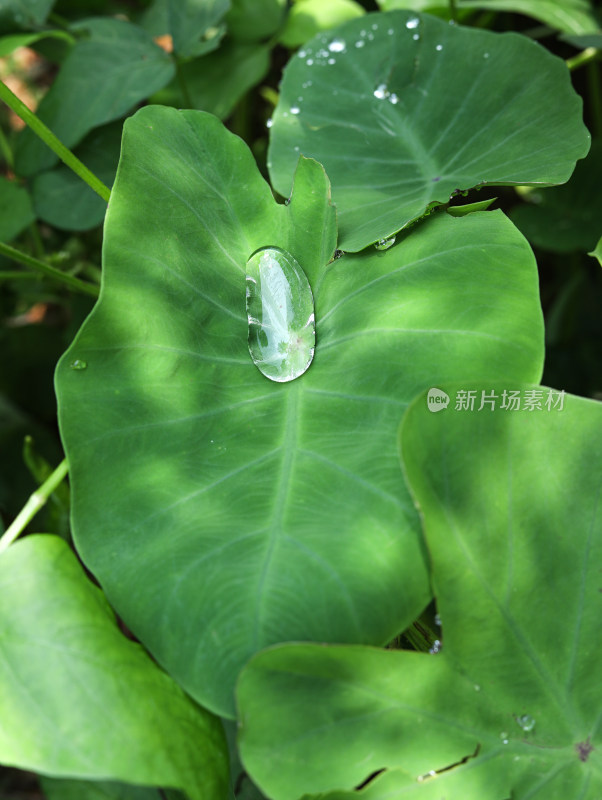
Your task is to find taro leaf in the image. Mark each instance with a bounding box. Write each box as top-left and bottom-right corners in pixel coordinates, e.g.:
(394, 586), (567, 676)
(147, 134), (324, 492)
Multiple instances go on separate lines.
(32, 121), (122, 232)
(378, 0), (600, 34)
(279, 0), (365, 49)
(14, 18), (174, 178)
(166, 0), (230, 58)
(237, 386), (602, 800)
(40, 775), (185, 800)
(510, 139), (602, 253)
(176, 41), (271, 119)
(0, 0), (55, 33)
(55, 106), (544, 718)
(225, 0), (286, 40)
(0, 535), (228, 800)
(0, 176), (34, 242)
(268, 10), (590, 252)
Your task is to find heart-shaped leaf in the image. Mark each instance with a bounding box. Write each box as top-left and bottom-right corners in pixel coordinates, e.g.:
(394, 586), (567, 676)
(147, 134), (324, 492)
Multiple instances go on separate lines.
(268, 10), (590, 251)
(236, 386), (602, 800)
(56, 106), (544, 718)
(0, 535), (228, 800)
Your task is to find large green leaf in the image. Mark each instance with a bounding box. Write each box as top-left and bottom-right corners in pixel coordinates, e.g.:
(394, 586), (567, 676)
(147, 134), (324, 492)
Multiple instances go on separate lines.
(31, 121), (122, 232)
(225, 0), (286, 40)
(268, 10), (590, 251)
(0, 535), (228, 799)
(279, 0), (365, 49)
(510, 139), (602, 253)
(141, 0), (230, 58)
(55, 106), (544, 718)
(237, 386), (602, 800)
(14, 18), (174, 178)
(378, 0), (600, 35)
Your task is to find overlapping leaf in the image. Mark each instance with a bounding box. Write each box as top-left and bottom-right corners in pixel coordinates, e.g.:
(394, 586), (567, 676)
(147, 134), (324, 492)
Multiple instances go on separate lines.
(237, 387), (602, 800)
(0, 535), (228, 800)
(56, 106), (544, 718)
(14, 18), (174, 177)
(378, 0), (599, 34)
(268, 10), (590, 251)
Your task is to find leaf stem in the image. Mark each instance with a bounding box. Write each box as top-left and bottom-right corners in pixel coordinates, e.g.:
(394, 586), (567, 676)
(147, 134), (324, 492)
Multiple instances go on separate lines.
(587, 60), (602, 138)
(0, 241), (100, 297)
(0, 459), (69, 554)
(175, 58), (193, 108)
(448, 0), (458, 23)
(566, 47), (599, 72)
(0, 80), (111, 203)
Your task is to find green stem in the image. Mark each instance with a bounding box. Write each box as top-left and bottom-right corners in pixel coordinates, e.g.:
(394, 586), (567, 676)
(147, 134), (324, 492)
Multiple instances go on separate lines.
(0, 81), (111, 203)
(566, 47), (599, 72)
(448, 0), (458, 23)
(0, 123), (13, 168)
(175, 58), (193, 108)
(0, 241), (99, 297)
(587, 60), (602, 138)
(0, 270), (42, 281)
(0, 459), (69, 554)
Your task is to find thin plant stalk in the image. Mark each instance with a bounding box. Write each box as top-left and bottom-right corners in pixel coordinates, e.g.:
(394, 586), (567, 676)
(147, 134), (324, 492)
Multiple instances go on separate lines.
(0, 241), (99, 297)
(0, 459), (69, 554)
(566, 47), (599, 72)
(0, 80), (111, 203)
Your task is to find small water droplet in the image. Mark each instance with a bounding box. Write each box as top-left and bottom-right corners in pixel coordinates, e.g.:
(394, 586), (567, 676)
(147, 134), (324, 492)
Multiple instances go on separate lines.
(474, 684), (480, 692)
(434, 613), (442, 626)
(517, 715), (536, 732)
(373, 83), (389, 100)
(70, 359), (88, 371)
(375, 235), (396, 251)
(294, 145), (300, 152)
(266, 117), (273, 128)
(290, 106), (300, 114)
(355, 40), (365, 48)
(371, 23), (378, 30)
(302, 81), (312, 88)
(328, 38), (346, 53)
(484, 52), (490, 58)
(246, 247), (315, 383)
(429, 639), (441, 654)
(406, 17), (420, 29)
(436, 44), (443, 51)
(298, 50), (307, 58)
(388, 28), (394, 35)
(306, 58), (314, 65)
(388, 93), (399, 105)
(500, 732), (509, 744)
(413, 33), (420, 40)
(328, 57), (336, 64)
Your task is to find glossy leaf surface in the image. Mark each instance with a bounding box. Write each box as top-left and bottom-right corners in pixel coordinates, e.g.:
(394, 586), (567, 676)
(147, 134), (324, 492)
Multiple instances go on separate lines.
(14, 18), (174, 177)
(268, 10), (590, 251)
(0, 536), (228, 800)
(56, 106), (544, 717)
(237, 386), (602, 800)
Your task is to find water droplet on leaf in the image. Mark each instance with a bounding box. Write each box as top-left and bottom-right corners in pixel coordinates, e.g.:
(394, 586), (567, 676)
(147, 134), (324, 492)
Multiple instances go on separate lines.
(429, 639), (441, 654)
(328, 38), (346, 53)
(517, 715), (536, 732)
(246, 247), (315, 383)
(389, 93), (399, 104)
(70, 359), (88, 371)
(406, 17), (420, 29)
(290, 106), (300, 115)
(266, 117), (273, 128)
(355, 40), (365, 48)
(436, 44), (443, 51)
(374, 83), (389, 100)
(500, 732), (509, 744)
(375, 236), (396, 250)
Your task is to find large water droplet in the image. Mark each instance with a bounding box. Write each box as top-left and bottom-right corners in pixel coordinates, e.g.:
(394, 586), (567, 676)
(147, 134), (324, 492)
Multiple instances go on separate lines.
(374, 83), (389, 100)
(375, 235), (396, 250)
(290, 106), (300, 115)
(406, 17), (420, 29)
(328, 38), (346, 53)
(517, 714), (536, 732)
(70, 359), (88, 371)
(246, 247), (315, 383)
